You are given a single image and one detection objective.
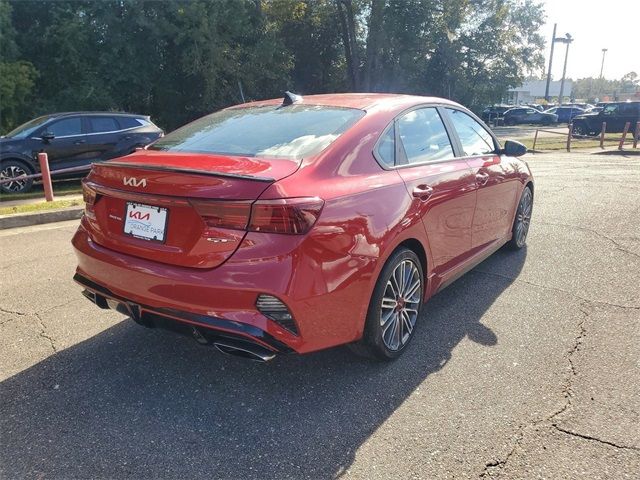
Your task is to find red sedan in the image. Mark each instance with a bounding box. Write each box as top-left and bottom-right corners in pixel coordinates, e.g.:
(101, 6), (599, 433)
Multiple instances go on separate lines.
(72, 93), (533, 361)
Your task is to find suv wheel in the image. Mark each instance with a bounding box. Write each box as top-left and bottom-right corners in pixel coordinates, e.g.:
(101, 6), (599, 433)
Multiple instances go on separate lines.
(0, 160), (34, 194)
(572, 123), (588, 137)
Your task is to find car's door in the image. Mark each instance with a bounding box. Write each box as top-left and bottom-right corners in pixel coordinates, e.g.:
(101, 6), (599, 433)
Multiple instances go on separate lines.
(525, 108), (541, 123)
(444, 108), (520, 251)
(391, 106), (477, 280)
(85, 116), (122, 161)
(37, 116), (90, 171)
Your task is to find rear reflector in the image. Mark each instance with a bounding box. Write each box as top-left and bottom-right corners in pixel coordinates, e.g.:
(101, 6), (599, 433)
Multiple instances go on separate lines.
(256, 294), (299, 335)
(191, 200), (252, 231)
(248, 197), (324, 235)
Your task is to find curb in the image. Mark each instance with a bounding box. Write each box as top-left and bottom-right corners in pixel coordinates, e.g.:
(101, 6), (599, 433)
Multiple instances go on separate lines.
(0, 206), (84, 230)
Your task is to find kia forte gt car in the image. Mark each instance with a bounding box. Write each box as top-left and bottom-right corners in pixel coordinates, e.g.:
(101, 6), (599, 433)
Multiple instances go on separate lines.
(72, 93), (533, 361)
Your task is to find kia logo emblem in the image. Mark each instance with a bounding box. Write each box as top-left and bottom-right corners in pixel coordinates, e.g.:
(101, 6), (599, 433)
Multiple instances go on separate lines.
(123, 177), (147, 187)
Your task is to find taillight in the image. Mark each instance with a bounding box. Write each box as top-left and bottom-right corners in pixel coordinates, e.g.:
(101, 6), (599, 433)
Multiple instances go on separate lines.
(191, 200), (252, 230)
(248, 197), (324, 235)
(82, 182), (97, 219)
(191, 197), (324, 235)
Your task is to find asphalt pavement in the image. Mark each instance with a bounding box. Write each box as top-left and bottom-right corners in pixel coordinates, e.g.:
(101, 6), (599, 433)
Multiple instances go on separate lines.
(1, 151), (638, 479)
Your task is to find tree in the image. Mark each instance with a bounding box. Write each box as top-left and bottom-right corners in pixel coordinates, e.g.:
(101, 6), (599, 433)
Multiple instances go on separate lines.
(0, 0), (38, 131)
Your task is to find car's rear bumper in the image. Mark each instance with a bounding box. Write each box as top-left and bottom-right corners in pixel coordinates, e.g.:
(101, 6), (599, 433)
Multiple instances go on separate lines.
(72, 221), (374, 354)
(74, 272), (289, 359)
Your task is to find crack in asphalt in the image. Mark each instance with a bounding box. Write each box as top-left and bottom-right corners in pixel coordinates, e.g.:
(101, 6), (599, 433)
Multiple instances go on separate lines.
(479, 427), (527, 478)
(0, 307), (27, 316)
(34, 312), (57, 354)
(537, 221), (640, 259)
(471, 270), (640, 310)
(552, 425), (640, 452)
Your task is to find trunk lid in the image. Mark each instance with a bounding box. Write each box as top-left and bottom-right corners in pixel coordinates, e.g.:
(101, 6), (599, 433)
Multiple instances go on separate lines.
(82, 151), (299, 269)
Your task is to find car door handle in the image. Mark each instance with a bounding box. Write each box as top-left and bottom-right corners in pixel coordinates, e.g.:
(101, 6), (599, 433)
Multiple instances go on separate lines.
(74, 139), (86, 145)
(412, 184), (434, 200)
(475, 172), (489, 186)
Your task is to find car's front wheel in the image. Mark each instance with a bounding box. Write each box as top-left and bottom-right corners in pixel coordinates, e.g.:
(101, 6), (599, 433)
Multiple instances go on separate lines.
(0, 160), (34, 194)
(506, 186), (533, 250)
(571, 122), (588, 137)
(350, 247), (424, 360)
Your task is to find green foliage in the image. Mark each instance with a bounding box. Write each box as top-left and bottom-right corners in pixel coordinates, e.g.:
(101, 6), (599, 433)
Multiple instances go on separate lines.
(3, 0), (548, 133)
(572, 72), (640, 102)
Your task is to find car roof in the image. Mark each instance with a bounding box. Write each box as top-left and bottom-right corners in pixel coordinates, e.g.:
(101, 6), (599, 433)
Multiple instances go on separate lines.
(42, 111), (149, 120)
(230, 93), (461, 111)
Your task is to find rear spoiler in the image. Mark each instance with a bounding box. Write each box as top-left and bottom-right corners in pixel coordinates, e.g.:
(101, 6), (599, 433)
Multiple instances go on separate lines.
(95, 161), (275, 182)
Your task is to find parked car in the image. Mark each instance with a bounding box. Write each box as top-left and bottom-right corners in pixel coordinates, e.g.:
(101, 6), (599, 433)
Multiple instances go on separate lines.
(572, 101), (640, 136)
(481, 105), (512, 122)
(523, 104), (545, 112)
(0, 112), (163, 193)
(543, 106), (585, 123)
(72, 93), (533, 361)
(503, 107), (558, 125)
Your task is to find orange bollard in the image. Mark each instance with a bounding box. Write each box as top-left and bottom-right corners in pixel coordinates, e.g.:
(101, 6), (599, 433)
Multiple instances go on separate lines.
(38, 152), (55, 202)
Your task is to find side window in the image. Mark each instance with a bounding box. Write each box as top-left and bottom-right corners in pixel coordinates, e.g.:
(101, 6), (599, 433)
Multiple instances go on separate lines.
(446, 108), (496, 156)
(48, 118), (83, 137)
(618, 103), (636, 115)
(89, 116), (119, 133)
(118, 117), (144, 129)
(376, 124), (395, 167)
(603, 104), (619, 116)
(397, 108), (454, 164)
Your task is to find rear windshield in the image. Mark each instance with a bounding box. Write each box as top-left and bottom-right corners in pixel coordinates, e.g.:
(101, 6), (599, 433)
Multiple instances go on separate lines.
(149, 105), (365, 159)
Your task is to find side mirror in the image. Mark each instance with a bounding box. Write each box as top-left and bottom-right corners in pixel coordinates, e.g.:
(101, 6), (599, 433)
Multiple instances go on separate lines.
(502, 140), (527, 157)
(41, 132), (55, 142)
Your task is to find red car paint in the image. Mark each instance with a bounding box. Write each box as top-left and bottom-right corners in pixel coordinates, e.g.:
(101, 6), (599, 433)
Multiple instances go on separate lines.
(72, 94), (533, 355)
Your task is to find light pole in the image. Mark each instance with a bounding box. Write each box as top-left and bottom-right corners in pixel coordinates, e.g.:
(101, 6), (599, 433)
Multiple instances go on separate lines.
(544, 23), (558, 102)
(557, 33), (573, 105)
(599, 48), (608, 78)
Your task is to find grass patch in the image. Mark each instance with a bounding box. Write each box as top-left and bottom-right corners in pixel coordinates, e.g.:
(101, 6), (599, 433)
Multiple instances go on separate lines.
(0, 198), (84, 216)
(0, 179), (83, 202)
(498, 133), (637, 151)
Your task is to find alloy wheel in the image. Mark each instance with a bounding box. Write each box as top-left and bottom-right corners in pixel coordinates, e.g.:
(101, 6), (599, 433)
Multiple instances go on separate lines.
(380, 259), (422, 351)
(0, 164), (29, 192)
(515, 188), (533, 247)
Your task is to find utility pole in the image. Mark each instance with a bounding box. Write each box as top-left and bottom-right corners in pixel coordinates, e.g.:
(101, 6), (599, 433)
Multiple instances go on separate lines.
(557, 33), (573, 105)
(599, 48), (608, 78)
(544, 23), (557, 102)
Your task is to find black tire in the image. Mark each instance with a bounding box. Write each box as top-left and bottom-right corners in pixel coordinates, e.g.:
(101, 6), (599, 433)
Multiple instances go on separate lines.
(349, 247), (424, 360)
(506, 186), (533, 250)
(0, 159), (34, 194)
(571, 123), (587, 137)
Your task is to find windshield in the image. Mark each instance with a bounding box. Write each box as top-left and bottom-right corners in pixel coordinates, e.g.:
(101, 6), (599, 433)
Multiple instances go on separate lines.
(4, 115), (51, 139)
(149, 105), (365, 159)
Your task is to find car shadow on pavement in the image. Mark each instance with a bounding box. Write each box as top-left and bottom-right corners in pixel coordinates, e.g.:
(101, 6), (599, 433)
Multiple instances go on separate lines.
(0, 248), (526, 479)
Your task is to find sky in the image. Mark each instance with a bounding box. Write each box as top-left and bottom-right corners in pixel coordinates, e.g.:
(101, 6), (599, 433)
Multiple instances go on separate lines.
(538, 0), (640, 81)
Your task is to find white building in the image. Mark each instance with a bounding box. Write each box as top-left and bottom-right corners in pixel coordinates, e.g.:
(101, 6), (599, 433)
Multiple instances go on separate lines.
(508, 80), (573, 104)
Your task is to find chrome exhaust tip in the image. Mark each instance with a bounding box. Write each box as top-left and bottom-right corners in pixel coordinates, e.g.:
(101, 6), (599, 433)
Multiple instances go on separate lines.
(213, 340), (276, 362)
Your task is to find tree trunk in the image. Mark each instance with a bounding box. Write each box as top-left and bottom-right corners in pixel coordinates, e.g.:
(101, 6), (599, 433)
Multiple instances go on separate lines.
(364, 0), (384, 91)
(335, 0), (360, 91)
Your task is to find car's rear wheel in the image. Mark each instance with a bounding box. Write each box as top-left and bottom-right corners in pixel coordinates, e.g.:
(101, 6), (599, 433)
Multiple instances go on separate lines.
(350, 247), (424, 360)
(506, 186), (533, 250)
(0, 160), (34, 194)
